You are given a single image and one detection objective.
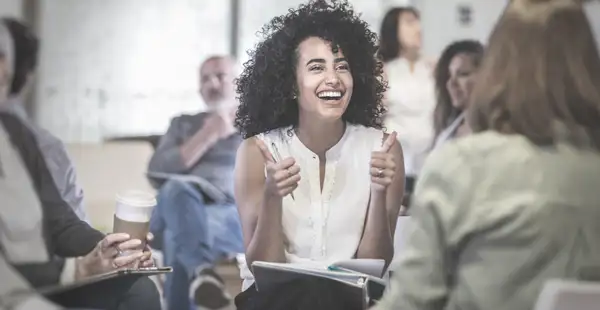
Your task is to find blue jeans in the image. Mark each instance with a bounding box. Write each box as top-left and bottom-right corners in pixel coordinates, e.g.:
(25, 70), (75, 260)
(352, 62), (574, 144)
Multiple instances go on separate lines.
(150, 179), (244, 310)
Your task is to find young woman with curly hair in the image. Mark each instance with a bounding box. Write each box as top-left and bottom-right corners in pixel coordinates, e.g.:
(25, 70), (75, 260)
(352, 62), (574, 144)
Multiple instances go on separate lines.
(233, 0), (405, 308)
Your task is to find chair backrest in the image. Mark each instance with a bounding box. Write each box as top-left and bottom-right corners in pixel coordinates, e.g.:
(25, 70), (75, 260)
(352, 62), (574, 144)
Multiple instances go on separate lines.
(534, 279), (600, 310)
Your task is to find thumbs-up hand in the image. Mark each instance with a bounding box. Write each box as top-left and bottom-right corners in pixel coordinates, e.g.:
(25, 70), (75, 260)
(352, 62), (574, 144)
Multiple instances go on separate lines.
(370, 131), (398, 192)
(256, 139), (301, 198)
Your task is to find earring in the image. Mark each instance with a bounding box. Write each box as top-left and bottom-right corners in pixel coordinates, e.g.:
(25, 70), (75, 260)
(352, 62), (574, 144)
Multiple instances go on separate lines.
(292, 94), (298, 99)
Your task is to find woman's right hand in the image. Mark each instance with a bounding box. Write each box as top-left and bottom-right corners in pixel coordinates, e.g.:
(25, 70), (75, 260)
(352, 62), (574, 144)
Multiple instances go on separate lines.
(256, 139), (301, 198)
(75, 233), (145, 280)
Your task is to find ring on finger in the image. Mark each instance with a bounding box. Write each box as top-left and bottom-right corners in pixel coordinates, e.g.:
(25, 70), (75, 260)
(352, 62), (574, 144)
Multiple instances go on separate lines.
(376, 169), (384, 178)
(115, 246), (123, 257)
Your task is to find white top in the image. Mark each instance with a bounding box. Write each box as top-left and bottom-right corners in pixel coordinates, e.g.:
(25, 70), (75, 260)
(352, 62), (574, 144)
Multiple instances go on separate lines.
(239, 124), (384, 289)
(384, 57), (436, 176)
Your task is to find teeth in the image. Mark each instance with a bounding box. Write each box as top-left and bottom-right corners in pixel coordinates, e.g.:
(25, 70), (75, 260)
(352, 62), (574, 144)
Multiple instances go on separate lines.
(317, 91), (342, 98)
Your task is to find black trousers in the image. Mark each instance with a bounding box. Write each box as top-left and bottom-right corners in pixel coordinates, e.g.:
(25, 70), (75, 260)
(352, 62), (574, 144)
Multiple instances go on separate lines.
(235, 278), (364, 310)
(47, 276), (161, 310)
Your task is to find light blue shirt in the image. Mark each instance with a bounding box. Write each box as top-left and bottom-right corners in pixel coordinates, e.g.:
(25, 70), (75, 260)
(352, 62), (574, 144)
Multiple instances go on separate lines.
(0, 97), (88, 222)
(147, 112), (241, 203)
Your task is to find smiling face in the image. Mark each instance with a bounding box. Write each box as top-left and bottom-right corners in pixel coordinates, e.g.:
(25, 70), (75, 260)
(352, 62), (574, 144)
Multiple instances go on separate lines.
(294, 37), (353, 121)
(446, 52), (478, 110)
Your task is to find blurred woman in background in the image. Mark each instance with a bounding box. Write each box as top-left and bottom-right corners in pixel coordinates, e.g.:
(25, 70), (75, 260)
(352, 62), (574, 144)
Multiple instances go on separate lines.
(378, 7), (435, 206)
(431, 39), (484, 149)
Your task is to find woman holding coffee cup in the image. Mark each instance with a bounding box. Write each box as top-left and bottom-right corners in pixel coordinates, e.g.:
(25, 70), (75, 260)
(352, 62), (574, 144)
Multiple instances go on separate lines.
(0, 110), (160, 310)
(0, 19), (160, 310)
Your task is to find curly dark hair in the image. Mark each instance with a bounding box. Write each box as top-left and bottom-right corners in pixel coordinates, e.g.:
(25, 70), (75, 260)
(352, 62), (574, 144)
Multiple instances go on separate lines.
(235, 0), (386, 138)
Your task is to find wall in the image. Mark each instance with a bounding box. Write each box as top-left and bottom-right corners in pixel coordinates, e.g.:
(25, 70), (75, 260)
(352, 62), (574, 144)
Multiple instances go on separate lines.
(585, 0), (600, 50)
(34, 0), (405, 143)
(34, 0), (230, 143)
(237, 0), (410, 65)
(0, 0), (23, 18)
(238, 0), (509, 64)
(414, 0), (508, 57)
(29, 0), (600, 142)
(417, 0), (600, 57)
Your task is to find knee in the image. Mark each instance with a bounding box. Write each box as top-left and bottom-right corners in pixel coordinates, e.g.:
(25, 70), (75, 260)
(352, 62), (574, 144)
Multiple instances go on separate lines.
(118, 276), (162, 310)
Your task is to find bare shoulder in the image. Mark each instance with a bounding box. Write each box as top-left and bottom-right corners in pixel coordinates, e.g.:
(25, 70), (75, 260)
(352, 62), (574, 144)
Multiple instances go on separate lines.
(236, 136), (266, 169)
(234, 137), (268, 209)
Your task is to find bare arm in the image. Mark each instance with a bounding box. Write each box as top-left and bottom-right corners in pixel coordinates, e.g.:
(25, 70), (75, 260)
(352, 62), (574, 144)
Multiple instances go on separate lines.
(234, 138), (300, 268)
(179, 123), (220, 169)
(356, 134), (405, 269)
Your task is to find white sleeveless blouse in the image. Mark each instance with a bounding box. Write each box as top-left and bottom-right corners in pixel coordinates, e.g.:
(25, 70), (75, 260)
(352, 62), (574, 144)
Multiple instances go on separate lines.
(239, 124), (384, 289)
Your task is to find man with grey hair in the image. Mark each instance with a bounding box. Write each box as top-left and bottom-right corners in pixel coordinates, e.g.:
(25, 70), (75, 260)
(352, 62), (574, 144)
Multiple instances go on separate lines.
(148, 55), (243, 310)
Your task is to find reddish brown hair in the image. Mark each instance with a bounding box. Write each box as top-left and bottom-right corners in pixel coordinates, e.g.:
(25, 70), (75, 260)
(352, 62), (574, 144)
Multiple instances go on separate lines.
(468, 0), (600, 148)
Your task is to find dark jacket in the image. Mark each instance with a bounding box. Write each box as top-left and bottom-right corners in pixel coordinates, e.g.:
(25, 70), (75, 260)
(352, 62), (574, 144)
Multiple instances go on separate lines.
(0, 112), (104, 288)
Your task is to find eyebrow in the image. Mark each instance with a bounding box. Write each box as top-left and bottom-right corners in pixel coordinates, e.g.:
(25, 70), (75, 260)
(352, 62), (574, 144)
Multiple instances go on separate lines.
(305, 57), (348, 66)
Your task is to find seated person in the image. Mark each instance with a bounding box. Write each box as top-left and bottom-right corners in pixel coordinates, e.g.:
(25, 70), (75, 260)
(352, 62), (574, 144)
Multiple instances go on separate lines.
(147, 55), (244, 310)
(0, 23), (159, 310)
(0, 113), (160, 310)
(374, 1), (600, 309)
(232, 1), (405, 309)
(431, 39), (483, 149)
(0, 17), (88, 221)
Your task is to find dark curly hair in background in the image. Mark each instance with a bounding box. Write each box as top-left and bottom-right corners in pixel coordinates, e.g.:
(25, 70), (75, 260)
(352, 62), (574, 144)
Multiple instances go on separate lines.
(235, 0), (387, 138)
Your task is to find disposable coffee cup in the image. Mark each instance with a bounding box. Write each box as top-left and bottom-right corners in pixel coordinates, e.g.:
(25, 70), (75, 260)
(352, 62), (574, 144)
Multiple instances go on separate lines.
(113, 190), (156, 254)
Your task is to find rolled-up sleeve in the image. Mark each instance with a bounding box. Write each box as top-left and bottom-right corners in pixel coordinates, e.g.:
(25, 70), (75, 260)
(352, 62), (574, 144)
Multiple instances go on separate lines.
(373, 143), (476, 310)
(36, 129), (88, 222)
(148, 117), (187, 175)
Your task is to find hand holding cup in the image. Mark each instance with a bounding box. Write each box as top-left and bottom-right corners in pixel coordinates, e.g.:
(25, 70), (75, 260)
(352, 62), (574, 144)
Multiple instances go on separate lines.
(75, 233), (146, 280)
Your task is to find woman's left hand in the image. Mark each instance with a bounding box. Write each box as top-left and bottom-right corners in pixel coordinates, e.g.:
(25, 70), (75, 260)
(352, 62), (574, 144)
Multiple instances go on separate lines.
(370, 131), (398, 192)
